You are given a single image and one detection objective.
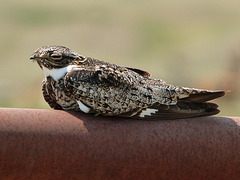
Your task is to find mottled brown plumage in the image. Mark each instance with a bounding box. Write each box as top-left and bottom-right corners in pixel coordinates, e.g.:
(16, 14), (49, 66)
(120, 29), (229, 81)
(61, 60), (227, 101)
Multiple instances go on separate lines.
(30, 45), (225, 119)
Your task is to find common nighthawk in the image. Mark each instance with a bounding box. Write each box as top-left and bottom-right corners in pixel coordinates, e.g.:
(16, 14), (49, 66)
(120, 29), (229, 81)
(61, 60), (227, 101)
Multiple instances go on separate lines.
(30, 45), (225, 119)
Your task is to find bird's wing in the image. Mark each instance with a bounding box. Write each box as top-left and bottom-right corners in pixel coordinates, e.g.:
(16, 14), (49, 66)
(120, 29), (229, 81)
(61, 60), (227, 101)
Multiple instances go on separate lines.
(131, 87), (225, 120)
(64, 65), (225, 119)
(64, 65), (141, 115)
(65, 66), (134, 88)
(178, 88), (225, 102)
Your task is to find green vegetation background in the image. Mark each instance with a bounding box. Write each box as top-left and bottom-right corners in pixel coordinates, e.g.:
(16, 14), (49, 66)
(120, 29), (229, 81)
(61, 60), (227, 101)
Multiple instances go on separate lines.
(0, 0), (239, 116)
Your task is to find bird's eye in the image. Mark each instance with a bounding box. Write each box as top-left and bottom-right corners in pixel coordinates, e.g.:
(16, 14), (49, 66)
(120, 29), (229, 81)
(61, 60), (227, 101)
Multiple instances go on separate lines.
(50, 54), (62, 60)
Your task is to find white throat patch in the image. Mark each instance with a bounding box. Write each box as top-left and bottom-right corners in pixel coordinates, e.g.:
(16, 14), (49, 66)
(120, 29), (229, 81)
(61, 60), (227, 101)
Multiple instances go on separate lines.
(43, 65), (76, 81)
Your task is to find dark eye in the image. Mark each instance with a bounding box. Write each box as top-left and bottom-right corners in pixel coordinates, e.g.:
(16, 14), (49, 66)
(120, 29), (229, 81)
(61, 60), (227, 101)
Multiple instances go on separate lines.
(50, 54), (62, 60)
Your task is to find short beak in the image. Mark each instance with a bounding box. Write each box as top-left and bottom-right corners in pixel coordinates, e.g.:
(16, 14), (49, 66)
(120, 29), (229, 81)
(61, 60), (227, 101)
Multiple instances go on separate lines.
(30, 54), (36, 60)
(30, 54), (42, 69)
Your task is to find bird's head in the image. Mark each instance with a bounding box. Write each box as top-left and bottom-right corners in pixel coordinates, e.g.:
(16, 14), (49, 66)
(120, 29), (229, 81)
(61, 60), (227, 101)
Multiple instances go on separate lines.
(30, 45), (84, 69)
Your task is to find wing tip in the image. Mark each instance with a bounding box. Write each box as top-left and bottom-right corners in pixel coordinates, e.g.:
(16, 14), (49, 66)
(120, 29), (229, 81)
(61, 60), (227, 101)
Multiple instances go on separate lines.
(132, 102), (221, 120)
(180, 90), (225, 102)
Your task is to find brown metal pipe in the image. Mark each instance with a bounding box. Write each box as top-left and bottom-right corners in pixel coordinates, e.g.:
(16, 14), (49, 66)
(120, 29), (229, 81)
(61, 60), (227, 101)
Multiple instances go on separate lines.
(0, 108), (240, 179)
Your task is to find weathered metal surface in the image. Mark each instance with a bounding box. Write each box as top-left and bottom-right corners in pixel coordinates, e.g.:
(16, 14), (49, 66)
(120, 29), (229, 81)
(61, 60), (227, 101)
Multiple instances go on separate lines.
(0, 108), (240, 179)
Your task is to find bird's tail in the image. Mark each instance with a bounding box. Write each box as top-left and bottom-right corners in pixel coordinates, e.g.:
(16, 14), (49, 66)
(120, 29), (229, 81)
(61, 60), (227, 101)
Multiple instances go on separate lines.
(134, 89), (225, 120)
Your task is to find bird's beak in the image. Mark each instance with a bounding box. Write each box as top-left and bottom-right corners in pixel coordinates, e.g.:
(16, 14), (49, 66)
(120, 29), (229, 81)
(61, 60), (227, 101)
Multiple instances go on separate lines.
(30, 54), (43, 69)
(30, 53), (41, 60)
(30, 54), (36, 60)
(30, 54), (38, 60)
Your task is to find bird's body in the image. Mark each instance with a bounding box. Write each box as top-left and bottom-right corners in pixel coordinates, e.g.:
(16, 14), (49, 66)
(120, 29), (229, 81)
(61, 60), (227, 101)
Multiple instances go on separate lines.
(31, 45), (225, 119)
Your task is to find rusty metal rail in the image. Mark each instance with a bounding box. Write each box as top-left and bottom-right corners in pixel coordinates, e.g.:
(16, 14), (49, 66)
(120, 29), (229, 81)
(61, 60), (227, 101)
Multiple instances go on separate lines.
(0, 108), (240, 179)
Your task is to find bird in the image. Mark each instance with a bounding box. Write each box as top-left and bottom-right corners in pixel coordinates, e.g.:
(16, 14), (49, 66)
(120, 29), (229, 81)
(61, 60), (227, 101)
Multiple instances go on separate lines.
(30, 45), (225, 120)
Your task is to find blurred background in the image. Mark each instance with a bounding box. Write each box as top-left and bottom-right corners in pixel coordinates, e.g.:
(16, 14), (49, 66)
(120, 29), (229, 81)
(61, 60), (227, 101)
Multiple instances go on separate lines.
(0, 0), (239, 116)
